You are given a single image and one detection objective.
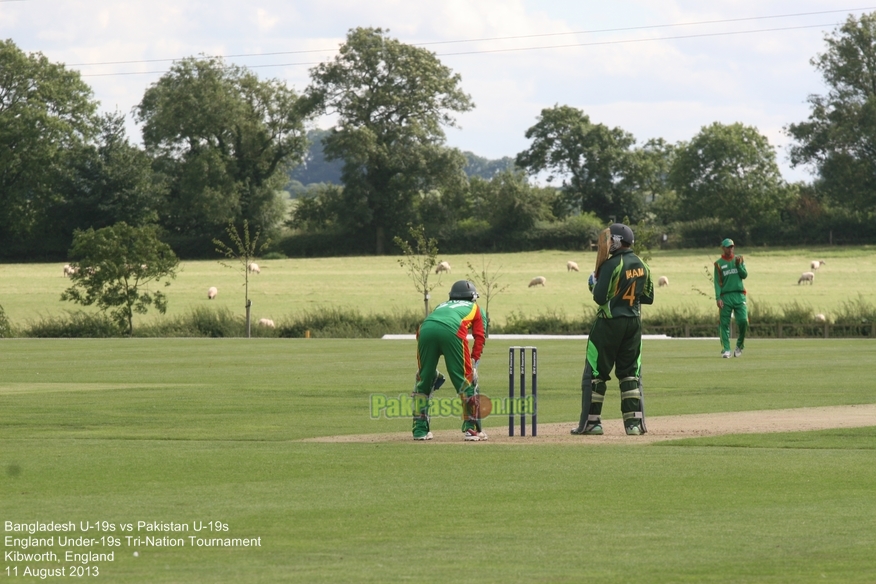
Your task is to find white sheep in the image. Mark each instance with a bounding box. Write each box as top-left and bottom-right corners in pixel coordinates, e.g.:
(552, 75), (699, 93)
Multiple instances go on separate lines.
(435, 261), (451, 274)
(814, 313), (826, 323)
(811, 260), (826, 270)
(248, 262), (260, 274)
(567, 261), (580, 272)
(658, 276), (669, 287)
(63, 264), (75, 277)
(258, 318), (275, 328)
(798, 272), (815, 285)
(528, 276), (546, 287)
(207, 286), (218, 299)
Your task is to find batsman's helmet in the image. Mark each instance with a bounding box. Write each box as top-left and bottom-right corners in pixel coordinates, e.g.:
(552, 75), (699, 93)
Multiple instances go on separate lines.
(449, 280), (478, 301)
(609, 223), (635, 246)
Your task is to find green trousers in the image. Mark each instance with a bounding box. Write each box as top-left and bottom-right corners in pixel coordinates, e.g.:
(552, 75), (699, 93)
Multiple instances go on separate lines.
(415, 321), (475, 395)
(413, 320), (477, 436)
(718, 292), (748, 352)
(578, 317), (646, 432)
(587, 317), (642, 381)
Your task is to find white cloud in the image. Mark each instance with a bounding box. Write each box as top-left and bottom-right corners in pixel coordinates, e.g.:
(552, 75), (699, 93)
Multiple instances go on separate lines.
(255, 9), (280, 32)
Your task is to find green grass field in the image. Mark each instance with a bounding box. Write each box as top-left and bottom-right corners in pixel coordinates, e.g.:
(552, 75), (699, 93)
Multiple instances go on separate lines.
(2, 246), (875, 329)
(2, 337), (876, 582)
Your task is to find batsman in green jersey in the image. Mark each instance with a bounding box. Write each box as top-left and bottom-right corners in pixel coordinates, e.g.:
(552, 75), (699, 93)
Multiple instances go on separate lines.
(572, 223), (654, 436)
(714, 238), (748, 358)
(413, 280), (488, 442)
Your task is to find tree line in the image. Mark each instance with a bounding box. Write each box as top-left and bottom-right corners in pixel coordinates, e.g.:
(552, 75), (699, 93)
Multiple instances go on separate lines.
(4, 16), (876, 262)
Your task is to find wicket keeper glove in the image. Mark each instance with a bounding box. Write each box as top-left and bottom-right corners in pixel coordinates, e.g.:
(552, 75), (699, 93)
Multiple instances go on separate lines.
(588, 272), (597, 292)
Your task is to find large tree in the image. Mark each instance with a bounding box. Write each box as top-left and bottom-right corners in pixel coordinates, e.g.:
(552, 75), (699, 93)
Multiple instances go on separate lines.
(52, 112), (161, 238)
(135, 57), (311, 241)
(470, 170), (557, 233)
(625, 138), (674, 204)
(306, 27), (473, 254)
(0, 39), (97, 250)
(787, 12), (876, 215)
(669, 122), (793, 237)
(515, 105), (641, 222)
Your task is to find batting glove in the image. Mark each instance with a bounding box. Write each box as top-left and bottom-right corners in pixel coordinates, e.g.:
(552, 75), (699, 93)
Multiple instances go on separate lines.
(588, 272), (597, 292)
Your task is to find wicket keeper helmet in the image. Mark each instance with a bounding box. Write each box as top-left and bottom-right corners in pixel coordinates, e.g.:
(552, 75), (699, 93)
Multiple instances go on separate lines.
(449, 280), (479, 301)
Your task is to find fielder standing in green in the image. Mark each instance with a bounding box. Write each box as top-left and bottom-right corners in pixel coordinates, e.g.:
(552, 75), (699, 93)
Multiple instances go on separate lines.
(572, 223), (654, 436)
(412, 280), (488, 442)
(714, 238), (748, 358)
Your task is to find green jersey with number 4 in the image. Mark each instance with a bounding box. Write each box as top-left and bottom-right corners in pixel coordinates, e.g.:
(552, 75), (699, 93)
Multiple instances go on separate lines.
(592, 249), (654, 319)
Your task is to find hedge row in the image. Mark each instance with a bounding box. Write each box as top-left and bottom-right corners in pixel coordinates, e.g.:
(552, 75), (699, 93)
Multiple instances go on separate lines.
(4, 300), (873, 338)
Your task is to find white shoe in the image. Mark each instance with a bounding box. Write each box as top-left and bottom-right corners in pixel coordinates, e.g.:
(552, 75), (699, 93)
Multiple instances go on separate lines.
(477, 431), (489, 441)
(721, 351), (731, 358)
(464, 429), (480, 441)
(734, 347), (743, 357)
(413, 432), (433, 441)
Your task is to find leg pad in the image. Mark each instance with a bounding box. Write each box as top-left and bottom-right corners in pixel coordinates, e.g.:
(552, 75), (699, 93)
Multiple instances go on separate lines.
(412, 392), (431, 437)
(619, 377), (646, 434)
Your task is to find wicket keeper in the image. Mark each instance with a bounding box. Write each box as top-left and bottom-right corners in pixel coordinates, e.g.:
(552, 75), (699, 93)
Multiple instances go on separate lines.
(413, 280), (488, 442)
(714, 238), (748, 358)
(572, 223), (654, 436)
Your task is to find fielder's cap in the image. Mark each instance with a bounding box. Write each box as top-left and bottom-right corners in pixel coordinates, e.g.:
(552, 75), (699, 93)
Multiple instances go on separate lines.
(721, 238), (734, 247)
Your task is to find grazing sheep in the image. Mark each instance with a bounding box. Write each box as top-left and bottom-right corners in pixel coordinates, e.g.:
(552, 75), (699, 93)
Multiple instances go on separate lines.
(207, 286), (218, 299)
(815, 313), (826, 323)
(528, 276), (546, 287)
(63, 264), (75, 277)
(798, 272), (815, 285)
(811, 260), (826, 270)
(435, 261), (451, 274)
(567, 261), (580, 272)
(258, 318), (275, 328)
(658, 276), (669, 287)
(248, 262), (260, 274)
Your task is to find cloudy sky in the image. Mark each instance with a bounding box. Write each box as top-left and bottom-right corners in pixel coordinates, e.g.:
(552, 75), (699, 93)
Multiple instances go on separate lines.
(3, 1), (874, 181)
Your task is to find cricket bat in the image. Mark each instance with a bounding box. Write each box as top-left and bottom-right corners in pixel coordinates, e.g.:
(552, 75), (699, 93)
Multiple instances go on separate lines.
(594, 227), (612, 278)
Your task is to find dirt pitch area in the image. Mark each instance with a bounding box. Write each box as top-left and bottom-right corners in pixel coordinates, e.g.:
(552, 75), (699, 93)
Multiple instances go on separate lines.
(305, 404), (876, 444)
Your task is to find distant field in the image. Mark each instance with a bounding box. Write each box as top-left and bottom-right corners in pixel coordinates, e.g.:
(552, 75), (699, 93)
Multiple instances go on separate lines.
(1, 245), (873, 328)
